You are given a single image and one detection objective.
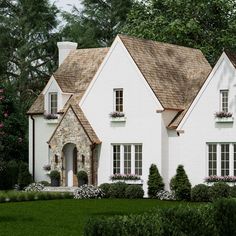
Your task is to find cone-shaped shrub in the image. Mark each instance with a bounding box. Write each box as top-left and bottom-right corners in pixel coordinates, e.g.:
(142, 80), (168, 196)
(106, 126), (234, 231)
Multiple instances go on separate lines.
(170, 165), (191, 201)
(147, 164), (164, 198)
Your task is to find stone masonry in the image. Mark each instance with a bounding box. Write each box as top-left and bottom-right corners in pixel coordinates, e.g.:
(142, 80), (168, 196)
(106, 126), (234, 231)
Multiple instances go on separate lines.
(49, 107), (94, 186)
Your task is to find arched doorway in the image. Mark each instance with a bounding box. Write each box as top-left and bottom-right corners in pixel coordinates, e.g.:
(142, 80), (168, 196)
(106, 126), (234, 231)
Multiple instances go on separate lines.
(62, 143), (78, 187)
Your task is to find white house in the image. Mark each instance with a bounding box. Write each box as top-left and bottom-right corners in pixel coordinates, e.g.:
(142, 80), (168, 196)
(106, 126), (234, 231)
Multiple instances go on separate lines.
(27, 35), (236, 194)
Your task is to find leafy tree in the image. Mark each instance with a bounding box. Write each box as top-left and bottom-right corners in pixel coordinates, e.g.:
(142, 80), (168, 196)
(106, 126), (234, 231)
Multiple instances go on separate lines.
(147, 164), (164, 198)
(0, 83), (28, 162)
(123, 0), (236, 64)
(62, 0), (133, 48)
(0, 0), (60, 107)
(170, 165), (191, 201)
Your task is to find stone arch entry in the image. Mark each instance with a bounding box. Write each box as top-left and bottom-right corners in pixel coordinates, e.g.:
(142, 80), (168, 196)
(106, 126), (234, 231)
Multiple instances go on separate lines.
(62, 143), (78, 187)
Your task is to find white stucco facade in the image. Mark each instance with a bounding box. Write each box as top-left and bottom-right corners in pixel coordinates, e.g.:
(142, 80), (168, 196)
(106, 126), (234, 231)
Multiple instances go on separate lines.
(29, 37), (236, 195)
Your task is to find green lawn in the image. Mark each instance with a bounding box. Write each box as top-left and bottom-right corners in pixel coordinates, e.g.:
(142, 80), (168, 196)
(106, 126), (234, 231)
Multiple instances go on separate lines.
(0, 199), (200, 236)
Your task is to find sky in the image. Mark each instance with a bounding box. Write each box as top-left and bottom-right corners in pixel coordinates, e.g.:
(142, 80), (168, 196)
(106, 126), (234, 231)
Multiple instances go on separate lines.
(51, 0), (82, 12)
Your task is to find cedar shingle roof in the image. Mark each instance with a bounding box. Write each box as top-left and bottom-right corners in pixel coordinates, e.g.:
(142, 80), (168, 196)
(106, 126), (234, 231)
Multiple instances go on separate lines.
(27, 47), (109, 114)
(119, 34), (212, 111)
(27, 94), (44, 114)
(28, 35), (212, 129)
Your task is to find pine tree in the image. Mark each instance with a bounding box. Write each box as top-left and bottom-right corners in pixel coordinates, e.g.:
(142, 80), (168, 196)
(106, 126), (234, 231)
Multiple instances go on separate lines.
(147, 164), (164, 198)
(170, 165), (191, 201)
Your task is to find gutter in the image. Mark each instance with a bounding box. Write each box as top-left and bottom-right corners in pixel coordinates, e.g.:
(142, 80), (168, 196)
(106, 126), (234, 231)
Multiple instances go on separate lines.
(30, 115), (35, 181)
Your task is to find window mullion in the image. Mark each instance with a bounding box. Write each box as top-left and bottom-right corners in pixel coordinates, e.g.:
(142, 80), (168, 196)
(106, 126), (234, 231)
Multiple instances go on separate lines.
(120, 145), (124, 175)
(217, 144), (221, 176)
(230, 144), (234, 176)
(131, 145), (135, 175)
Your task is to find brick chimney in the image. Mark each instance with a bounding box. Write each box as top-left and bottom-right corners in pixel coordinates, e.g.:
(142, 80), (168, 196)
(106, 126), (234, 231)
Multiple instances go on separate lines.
(57, 42), (78, 66)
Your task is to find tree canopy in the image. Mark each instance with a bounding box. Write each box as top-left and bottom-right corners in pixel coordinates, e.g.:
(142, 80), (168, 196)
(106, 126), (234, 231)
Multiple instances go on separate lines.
(62, 0), (133, 48)
(123, 0), (236, 64)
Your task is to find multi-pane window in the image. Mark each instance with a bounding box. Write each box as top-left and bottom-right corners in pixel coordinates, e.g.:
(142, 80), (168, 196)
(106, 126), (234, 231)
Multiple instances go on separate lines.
(49, 92), (58, 114)
(114, 89), (123, 112)
(124, 145), (131, 174)
(208, 144), (217, 176)
(135, 145), (142, 175)
(234, 144), (236, 176)
(112, 144), (142, 176)
(113, 145), (121, 174)
(221, 144), (230, 176)
(220, 90), (229, 112)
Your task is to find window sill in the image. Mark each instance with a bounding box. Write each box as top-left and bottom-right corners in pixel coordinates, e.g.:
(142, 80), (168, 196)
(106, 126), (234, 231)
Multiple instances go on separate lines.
(44, 119), (59, 124)
(215, 117), (234, 123)
(110, 117), (126, 122)
(111, 179), (143, 184)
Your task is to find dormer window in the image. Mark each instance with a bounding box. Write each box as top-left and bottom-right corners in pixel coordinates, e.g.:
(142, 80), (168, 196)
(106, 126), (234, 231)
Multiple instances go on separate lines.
(49, 92), (58, 114)
(220, 90), (229, 112)
(114, 89), (123, 112)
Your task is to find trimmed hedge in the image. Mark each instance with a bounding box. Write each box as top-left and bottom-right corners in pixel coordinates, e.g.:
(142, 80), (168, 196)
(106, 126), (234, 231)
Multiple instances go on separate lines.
(85, 199), (236, 236)
(209, 182), (230, 201)
(125, 185), (144, 199)
(99, 183), (111, 198)
(108, 182), (128, 198)
(191, 184), (210, 202)
(0, 191), (73, 203)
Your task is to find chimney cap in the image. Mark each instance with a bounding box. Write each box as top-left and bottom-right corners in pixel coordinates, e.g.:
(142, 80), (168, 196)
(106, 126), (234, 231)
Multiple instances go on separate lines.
(57, 41), (78, 49)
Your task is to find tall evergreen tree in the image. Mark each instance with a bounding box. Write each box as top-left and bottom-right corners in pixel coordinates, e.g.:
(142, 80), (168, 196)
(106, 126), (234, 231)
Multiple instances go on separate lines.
(123, 0), (236, 64)
(147, 164), (165, 198)
(62, 0), (133, 48)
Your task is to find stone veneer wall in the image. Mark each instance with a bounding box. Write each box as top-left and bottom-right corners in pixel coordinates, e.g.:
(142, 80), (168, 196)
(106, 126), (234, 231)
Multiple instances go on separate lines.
(49, 107), (94, 186)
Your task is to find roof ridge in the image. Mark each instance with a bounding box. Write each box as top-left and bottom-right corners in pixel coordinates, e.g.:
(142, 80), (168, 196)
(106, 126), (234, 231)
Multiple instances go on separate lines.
(118, 34), (203, 52)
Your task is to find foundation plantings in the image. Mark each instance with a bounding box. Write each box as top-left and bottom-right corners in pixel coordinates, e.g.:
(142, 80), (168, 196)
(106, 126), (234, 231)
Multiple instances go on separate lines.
(77, 170), (88, 187)
(49, 170), (60, 187)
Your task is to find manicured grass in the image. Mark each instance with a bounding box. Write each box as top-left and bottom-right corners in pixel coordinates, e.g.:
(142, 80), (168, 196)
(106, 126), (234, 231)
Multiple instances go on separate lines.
(0, 199), (202, 236)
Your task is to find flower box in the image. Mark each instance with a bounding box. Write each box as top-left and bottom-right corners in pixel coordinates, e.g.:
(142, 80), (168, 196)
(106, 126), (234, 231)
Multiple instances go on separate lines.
(215, 117), (234, 123)
(110, 117), (126, 122)
(112, 179), (143, 185)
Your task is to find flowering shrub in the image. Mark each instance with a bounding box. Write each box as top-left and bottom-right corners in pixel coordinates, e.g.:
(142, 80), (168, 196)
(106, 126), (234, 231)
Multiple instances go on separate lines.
(24, 183), (45, 192)
(215, 111), (232, 118)
(74, 185), (104, 199)
(43, 164), (51, 171)
(44, 113), (58, 120)
(156, 190), (175, 200)
(109, 111), (125, 118)
(110, 174), (140, 181)
(205, 176), (236, 183)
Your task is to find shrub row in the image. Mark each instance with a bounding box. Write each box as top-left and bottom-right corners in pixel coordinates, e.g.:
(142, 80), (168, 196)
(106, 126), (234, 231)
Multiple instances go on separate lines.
(84, 198), (236, 236)
(99, 182), (144, 199)
(0, 191), (73, 203)
(191, 182), (236, 202)
(0, 160), (32, 190)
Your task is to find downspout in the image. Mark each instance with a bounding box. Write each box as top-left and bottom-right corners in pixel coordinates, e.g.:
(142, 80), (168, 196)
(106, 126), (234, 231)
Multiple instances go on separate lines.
(90, 143), (96, 186)
(30, 115), (35, 181)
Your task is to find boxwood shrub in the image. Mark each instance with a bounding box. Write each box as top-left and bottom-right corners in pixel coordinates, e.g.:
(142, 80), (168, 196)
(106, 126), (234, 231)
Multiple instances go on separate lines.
(108, 182), (128, 198)
(230, 185), (236, 198)
(191, 184), (210, 202)
(125, 185), (144, 199)
(209, 182), (230, 201)
(98, 183), (111, 198)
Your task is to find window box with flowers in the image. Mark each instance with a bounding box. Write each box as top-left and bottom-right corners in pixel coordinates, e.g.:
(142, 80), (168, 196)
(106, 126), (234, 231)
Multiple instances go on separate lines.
(110, 174), (143, 184)
(214, 111), (234, 123)
(109, 112), (126, 122)
(205, 175), (236, 185)
(44, 113), (59, 124)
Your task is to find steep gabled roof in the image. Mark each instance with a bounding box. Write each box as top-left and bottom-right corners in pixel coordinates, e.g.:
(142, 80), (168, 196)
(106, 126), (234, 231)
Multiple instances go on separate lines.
(48, 101), (101, 145)
(119, 34), (212, 111)
(27, 47), (109, 114)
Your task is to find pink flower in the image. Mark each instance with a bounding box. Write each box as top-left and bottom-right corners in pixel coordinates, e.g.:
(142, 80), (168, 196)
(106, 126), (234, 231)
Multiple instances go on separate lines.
(4, 112), (8, 117)
(0, 123), (3, 128)
(0, 89), (3, 93)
